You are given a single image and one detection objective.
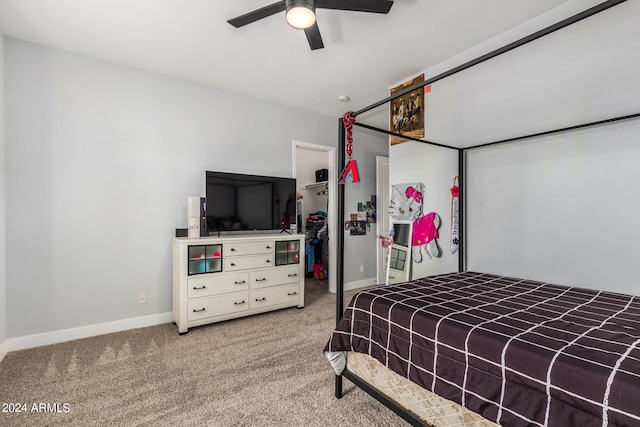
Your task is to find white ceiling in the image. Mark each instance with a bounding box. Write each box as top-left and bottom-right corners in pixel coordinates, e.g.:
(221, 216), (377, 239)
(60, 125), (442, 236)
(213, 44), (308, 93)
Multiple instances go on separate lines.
(0, 0), (570, 120)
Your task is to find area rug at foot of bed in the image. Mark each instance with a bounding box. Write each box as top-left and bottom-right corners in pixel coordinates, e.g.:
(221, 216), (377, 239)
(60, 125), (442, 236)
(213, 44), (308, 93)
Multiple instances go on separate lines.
(325, 271), (640, 427)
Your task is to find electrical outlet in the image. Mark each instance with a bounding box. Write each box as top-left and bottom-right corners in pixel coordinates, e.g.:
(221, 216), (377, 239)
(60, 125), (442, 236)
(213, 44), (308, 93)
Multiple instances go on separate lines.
(138, 293), (146, 304)
(360, 265), (364, 273)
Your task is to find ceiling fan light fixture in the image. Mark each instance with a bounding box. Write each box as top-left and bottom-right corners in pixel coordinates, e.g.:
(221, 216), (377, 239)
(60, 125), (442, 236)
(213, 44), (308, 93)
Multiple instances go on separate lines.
(286, 0), (315, 29)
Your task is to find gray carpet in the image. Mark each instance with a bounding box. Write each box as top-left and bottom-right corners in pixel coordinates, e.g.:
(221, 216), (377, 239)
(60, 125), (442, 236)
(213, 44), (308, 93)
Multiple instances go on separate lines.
(0, 279), (408, 426)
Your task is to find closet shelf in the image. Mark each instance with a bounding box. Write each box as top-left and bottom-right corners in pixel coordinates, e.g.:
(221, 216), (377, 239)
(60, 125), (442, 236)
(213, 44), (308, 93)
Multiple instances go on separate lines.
(304, 181), (328, 189)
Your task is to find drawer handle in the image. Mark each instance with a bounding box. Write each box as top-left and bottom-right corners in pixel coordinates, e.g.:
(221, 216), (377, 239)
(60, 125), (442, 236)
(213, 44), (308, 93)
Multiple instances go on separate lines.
(255, 297), (266, 302)
(266, 245), (271, 249)
(265, 260), (271, 263)
(192, 308), (206, 313)
(230, 263), (236, 266)
(234, 300), (246, 305)
(230, 248), (236, 252)
(288, 292), (298, 296)
(193, 285), (207, 290)
(287, 273), (298, 277)
(255, 278), (267, 282)
(234, 280), (246, 285)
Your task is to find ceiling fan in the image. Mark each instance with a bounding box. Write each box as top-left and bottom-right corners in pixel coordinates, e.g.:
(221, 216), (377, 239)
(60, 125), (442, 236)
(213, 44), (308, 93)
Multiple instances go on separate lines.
(227, 0), (394, 50)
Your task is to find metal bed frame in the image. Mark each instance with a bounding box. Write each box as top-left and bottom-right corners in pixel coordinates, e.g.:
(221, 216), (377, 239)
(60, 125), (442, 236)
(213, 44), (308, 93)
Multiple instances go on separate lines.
(332, 1), (637, 425)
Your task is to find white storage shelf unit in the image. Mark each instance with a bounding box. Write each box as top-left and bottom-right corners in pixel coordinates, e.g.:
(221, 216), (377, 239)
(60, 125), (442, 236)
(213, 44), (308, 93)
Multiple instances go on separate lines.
(173, 234), (305, 334)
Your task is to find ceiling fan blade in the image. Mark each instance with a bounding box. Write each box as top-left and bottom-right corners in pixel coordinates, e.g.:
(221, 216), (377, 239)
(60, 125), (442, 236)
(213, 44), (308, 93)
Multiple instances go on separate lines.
(316, 0), (393, 14)
(304, 23), (324, 50)
(227, 1), (286, 28)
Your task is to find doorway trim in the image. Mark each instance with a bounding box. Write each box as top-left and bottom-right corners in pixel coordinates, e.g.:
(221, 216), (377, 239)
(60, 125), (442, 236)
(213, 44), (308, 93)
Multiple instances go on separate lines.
(293, 141), (337, 293)
(376, 156), (390, 285)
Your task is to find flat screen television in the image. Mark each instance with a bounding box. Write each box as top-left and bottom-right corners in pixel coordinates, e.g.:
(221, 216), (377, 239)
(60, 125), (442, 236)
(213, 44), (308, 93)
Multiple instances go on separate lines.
(205, 171), (297, 234)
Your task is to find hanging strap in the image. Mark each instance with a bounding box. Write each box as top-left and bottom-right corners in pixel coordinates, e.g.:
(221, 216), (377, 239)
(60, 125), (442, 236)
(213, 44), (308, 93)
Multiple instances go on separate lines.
(343, 112), (356, 159)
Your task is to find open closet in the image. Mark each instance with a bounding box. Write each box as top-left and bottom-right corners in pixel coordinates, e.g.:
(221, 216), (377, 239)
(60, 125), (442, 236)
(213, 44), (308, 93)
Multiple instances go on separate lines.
(294, 142), (334, 285)
(300, 180), (328, 278)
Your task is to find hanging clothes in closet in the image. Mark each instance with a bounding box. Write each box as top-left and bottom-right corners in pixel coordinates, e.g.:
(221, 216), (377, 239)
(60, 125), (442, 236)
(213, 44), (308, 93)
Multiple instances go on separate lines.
(302, 180), (329, 280)
(305, 211), (326, 278)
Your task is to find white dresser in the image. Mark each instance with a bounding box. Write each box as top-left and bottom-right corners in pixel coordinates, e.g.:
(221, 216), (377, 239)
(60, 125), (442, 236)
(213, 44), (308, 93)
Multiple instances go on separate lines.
(172, 234), (305, 334)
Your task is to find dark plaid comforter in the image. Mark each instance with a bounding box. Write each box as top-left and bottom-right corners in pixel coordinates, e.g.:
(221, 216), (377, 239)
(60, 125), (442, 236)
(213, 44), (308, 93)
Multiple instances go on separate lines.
(325, 271), (640, 426)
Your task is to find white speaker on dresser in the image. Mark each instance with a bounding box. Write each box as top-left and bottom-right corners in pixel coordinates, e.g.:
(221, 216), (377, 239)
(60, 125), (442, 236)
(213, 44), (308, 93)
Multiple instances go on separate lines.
(187, 196), (204, 238)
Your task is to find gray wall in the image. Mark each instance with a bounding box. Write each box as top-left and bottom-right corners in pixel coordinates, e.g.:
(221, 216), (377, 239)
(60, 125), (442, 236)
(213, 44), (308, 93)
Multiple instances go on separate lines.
(343, 127), (388, 284)
(414, 0), (637, 148)
(466, 120), (640, 295)
(458, 1), (640, 295)
(0, 35), (7, 349)
(4, 38), (339, 338)
(387, 0), (640, 295)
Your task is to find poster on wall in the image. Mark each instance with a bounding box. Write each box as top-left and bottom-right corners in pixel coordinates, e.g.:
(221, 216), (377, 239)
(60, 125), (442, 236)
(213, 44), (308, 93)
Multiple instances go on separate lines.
(349, 220), (367, 236)
(389, 74), (425, 145)
(367, 195), (377, 224)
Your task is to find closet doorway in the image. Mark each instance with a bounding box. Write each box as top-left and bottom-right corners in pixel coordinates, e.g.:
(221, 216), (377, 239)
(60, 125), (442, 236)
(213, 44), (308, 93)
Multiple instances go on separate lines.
(293, 141), (337, 293)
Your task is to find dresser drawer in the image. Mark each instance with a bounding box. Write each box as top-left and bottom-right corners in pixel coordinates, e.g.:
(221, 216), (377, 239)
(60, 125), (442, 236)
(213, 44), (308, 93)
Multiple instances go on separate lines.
(187, 272), (249, 298)
(250, 284), (301, 310)
(225, 254), (273, 271)
(250, 266), (301, 289)
(224, 241), (274, 257)
(187, 291), (249, 321)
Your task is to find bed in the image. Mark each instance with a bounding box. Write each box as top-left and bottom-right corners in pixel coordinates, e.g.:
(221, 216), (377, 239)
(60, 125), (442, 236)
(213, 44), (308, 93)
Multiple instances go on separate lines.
(328, 1), (640, 425)
(325, 271), (640, 426)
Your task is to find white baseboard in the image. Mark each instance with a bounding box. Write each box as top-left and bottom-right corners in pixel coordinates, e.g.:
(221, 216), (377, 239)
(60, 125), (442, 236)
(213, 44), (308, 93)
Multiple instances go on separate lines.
(343, 277), (378, 292)
(0, 338), (8, 363)
(6, 312), (173, 353)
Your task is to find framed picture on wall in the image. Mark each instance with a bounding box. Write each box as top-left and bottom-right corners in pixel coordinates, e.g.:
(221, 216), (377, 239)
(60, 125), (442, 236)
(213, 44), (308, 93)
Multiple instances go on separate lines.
(390, 74), (425, 145)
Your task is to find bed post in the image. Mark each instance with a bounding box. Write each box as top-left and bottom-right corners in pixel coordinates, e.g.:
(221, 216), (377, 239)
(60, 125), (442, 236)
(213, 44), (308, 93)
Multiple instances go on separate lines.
(335, 116), (346, 399)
